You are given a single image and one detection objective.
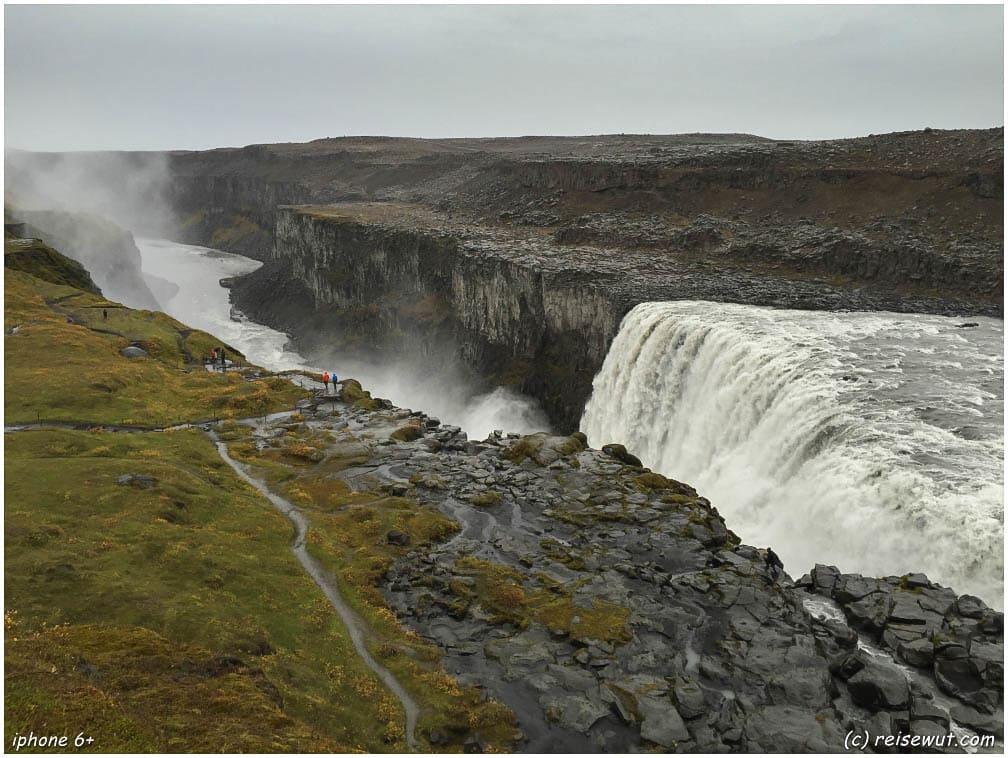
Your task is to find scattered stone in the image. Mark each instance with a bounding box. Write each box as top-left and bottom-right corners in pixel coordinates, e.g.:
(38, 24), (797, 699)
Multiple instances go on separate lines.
(386, 530), (410, 547)
(600, 443), (643, 468)
(116, 473), (157, 489)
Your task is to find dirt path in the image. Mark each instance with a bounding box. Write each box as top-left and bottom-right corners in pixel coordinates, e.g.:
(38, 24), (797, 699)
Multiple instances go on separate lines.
(5, 416), (420, 749)
(209, 431), (420, 750)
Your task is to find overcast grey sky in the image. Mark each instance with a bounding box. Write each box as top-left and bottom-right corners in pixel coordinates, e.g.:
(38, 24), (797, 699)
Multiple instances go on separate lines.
(4, 4), (1004, 151)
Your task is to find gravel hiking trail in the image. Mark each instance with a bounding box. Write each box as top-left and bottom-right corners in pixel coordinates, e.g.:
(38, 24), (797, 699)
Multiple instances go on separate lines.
(209, 431), (420, 749)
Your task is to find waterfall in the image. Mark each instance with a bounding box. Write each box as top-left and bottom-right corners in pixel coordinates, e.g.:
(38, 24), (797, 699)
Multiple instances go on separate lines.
(581, 302), (1004, 604)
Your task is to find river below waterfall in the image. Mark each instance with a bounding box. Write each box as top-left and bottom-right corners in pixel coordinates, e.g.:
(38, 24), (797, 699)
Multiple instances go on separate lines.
(136, 238), (548, 439)
(581, 301), (1004, 605)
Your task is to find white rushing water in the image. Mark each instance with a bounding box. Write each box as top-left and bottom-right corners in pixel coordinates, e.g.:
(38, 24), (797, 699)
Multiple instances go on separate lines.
(138, 238), (314, 371)
(581, 301), (1004, 604)
(136, 238), (548, 439)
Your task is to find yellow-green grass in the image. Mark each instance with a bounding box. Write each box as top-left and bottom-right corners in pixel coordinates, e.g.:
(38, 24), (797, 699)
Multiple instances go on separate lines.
(229, 442), (522, 750)
(4, 237), (101, 295)
(4, 428), (409, 751)
(5, 271), (307, 426)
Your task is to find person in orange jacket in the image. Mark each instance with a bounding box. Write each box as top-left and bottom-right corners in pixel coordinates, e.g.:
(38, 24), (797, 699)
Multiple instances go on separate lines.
(322, 371), (330, 393)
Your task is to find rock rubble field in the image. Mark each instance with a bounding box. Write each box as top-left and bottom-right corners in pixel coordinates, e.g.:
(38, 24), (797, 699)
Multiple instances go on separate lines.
(231, 382), (1003, 752)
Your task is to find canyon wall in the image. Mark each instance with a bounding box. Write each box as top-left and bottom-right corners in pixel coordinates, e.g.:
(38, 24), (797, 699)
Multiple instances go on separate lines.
(232, 209), (622, 430)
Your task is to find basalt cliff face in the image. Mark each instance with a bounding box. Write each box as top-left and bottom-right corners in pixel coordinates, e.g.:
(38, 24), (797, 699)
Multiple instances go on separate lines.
(162, 130), (1003, 429)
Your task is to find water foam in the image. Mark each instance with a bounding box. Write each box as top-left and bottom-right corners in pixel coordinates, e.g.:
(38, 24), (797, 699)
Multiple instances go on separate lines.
(581, 301), (1003, 604)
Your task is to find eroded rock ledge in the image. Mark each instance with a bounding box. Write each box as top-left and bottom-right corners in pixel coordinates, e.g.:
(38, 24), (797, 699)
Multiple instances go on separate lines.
(231, 200), (999, 431)
(243, 384), (1003, 751)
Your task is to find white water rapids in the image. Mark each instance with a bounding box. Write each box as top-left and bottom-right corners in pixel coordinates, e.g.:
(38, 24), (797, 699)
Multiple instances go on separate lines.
(136, 238), (548, 439)
(581, 301), (1004, 604)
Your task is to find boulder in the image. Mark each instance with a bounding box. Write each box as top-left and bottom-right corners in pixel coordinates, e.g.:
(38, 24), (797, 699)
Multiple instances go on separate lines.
(810, 564), (840, 594)
(638, 696), (690, 748)
(386, 529), (411, 547)
(120, 345), (149, 359)
(895, 637), (934, 669)
(845, 593), (893, 633)
(672, 679), (707, 720)
(956, 594), (989, 619)
(948, 704), (1004, 738)
(934, 657), (993, 712)
(846, 659), (910, 711)
(600, 443), (643, 468)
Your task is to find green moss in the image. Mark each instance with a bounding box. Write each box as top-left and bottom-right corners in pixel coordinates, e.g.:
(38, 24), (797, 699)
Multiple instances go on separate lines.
(341, 379), (380, 412)
(503, 435), (544, 464)
(5, 237), (101, 294)
(209, 214), (266, 249)
(451, 557), (631, 644)
(389, 422), (423, 442)
(540, 538), (586, 570)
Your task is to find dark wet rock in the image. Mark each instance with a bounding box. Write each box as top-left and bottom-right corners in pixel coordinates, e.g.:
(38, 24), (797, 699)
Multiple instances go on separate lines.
(978, 611), (1003, 636)
(386, 529), (411, 547)
(462, 732), (485, 753)
(957, 594), (990, 619)
(910, 698), (950, 728)
(831, 652), (866, 680)
(742, 704), (842, 752)
(949, 704), (1004, 738)
(847, 659), (910, 711)
(807, 566), (1003, 734)
(600, 443), (643, 468)
(245, 378), (1004, 751)
(896, 637), (935, 669)
(934, 657), (992, 712)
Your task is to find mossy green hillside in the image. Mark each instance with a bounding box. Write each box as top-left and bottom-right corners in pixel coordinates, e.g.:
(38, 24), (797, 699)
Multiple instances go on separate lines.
(5, 237), (102, 295)
(4, 428), (416, 751)
(5, 269), (307, 425)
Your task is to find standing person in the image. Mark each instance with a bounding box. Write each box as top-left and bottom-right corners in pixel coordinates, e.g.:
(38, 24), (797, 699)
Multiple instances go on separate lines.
(331, 373), (338, 393)
(219, 347), (226, 371)
(322, 371), (330, 393)
(210, 347), (216, 365)
(103, 308), (108, 321)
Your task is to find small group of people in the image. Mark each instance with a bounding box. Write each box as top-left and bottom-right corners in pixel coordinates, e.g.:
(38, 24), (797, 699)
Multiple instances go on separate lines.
(208, 346), (228, 371)
(321, 370), (339, 394)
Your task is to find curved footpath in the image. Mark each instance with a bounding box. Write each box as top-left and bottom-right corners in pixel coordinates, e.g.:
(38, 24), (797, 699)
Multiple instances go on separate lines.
(5, 413), (420, 750)
(209, 431), (420, 749)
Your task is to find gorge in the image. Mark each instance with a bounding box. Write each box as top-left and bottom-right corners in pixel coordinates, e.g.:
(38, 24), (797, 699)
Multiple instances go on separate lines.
(5, 128), (1003, 751)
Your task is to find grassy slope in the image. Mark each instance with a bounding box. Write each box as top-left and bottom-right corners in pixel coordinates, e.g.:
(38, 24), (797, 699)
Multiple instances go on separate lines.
(5, 429), (406, 751)
(3, 260), (410, 750)
(5, 270), (306, 426)
(4, 237), (102, 295)
(5, 246), (531, 751)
